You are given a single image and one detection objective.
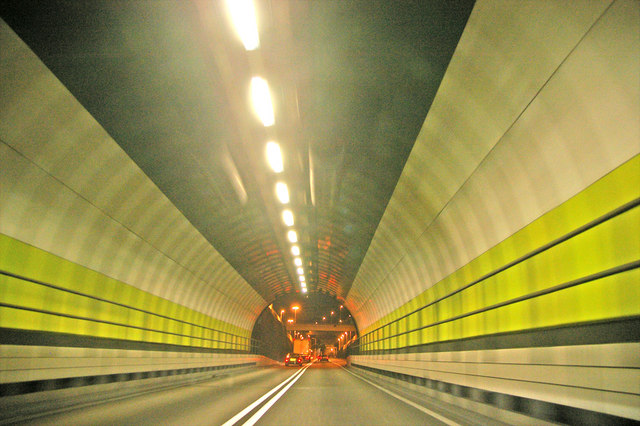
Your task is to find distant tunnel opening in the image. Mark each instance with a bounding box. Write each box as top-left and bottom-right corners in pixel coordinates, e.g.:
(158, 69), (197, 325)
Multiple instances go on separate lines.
(251, 293), (358, 361)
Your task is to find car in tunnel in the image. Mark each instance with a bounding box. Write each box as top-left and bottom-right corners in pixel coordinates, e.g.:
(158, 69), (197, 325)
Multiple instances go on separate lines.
(284, 353), (303, 366)
(318, 354), (329, 362)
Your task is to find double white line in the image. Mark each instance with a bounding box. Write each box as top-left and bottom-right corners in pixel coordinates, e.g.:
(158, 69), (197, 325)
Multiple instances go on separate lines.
(222, 363), (312, 426)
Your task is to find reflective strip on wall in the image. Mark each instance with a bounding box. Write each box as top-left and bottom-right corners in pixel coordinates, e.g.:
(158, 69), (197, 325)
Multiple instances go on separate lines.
(360, 155), (640, 351)
(0, 235), (252, 351)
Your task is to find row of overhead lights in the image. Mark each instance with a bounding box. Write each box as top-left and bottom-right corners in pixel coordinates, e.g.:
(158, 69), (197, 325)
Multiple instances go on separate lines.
(226, 0), (307, 293)
(338, 331), (351, 345)
(315, 306), (351, 324)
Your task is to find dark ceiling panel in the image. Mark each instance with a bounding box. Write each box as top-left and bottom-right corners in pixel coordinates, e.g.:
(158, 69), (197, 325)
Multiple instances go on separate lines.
(0, 0), (474, 305)
(292, 0), (475, 296)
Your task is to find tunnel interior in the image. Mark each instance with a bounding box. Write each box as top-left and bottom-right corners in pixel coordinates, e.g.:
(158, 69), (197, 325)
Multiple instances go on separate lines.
(251, 292), (358, 361)
(0, 0), (638, 424)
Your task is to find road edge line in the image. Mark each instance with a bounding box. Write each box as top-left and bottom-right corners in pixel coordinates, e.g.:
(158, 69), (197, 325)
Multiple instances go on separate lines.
(335, 362), (460, 426)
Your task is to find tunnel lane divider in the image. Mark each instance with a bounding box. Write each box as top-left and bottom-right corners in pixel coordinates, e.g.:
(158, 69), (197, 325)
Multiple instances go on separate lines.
(222, 362), (312, 426)
(334, 361), (460, 426)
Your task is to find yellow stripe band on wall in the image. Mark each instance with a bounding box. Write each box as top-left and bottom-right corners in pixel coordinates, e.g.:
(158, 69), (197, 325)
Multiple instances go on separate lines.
(361, 155), (640, 351)
(0, 235), (251, 350)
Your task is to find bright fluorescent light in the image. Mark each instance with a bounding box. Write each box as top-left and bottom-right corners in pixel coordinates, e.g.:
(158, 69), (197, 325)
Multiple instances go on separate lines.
(282, 209), (294, 226)
(296, 267), (304, 275)
(276, 182), (289, 204)
(288, 230), (298, 243)
(291, 245), (300, 256)
(294, 257), (302, 266)
(251, 77), (274, 126)
(301, 288), (307, 293)
(299, 275), (305, 282)
(266, 141), (283, 173)
(226, 0), (260, 51)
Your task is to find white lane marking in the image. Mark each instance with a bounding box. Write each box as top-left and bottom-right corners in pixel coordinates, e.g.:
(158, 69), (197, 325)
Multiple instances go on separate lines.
(336, 362), (460, 426)
(221, 363), (310, 426)
(241, 362), (311, 426)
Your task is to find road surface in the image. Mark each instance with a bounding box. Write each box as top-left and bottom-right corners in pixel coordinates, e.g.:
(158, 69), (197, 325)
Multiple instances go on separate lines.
(14, 360), (481, 425)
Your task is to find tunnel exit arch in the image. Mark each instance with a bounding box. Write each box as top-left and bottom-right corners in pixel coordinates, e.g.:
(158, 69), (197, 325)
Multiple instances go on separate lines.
(251, 293), (359, 362)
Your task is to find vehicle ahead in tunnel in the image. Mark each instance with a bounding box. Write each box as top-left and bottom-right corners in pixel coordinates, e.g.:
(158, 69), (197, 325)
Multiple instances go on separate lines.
(284, 353), (303, 366)
(293, 336), (310, 355)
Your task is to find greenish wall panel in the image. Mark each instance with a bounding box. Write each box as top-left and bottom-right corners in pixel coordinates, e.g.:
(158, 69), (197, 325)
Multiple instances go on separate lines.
(0, 234), (252, 351)
(360, 156), (640, 351)
(350, 0), (639, 333)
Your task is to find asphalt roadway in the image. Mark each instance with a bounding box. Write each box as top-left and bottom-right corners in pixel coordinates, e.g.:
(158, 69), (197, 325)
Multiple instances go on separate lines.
(14, 360), (482, 425)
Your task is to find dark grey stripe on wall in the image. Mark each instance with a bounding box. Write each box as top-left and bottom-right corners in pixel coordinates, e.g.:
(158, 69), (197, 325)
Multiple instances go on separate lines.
(0, 328), (251, 354)
(354, 316), (640, 355)
(0, 362), (256, 397)
(349, 363), (637, 425)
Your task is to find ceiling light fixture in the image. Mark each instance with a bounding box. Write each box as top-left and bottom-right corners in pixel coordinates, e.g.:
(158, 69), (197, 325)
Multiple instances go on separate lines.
(287, 230), (298, 243)
(291, 246), (300, 256)
(301, 288), (307, 293)
(299, 275), (305, 282)
(275, 182), (289, 204)
(296, 267), (304, 275)
(225, 0), (260, 51)
(266, 141), (283, 173)
(250, 77), (274, 126)
(282, 209), (294, 226)
(294, 257), (302, 266)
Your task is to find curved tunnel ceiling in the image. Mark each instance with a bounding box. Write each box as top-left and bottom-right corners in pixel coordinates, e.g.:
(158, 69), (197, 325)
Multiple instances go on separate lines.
(0, 0), (474, 304)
